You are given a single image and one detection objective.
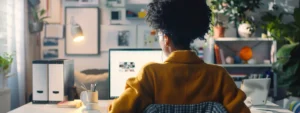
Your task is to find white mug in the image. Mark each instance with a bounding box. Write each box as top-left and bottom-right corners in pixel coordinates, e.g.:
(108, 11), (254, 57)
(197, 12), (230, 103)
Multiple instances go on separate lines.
(80, 90), (98, 105)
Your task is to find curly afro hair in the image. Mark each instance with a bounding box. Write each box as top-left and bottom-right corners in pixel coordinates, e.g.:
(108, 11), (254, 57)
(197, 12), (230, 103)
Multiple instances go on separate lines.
(146, 0), (211, 50)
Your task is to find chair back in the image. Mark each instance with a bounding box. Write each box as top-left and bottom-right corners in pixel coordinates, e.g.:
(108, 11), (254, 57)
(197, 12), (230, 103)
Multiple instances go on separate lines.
(143, 102), (227, 113)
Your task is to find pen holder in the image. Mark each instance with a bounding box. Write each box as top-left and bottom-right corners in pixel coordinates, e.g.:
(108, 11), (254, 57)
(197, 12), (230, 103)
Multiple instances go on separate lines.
(80, 90), (98, 105)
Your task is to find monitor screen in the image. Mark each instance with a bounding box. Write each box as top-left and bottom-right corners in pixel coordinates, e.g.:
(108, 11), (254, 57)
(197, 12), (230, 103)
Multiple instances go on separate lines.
(109, 49), (167, 98)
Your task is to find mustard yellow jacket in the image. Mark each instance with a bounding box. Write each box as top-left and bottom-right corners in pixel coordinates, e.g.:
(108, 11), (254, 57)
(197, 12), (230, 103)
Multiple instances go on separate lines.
(109, 50), (250, 113)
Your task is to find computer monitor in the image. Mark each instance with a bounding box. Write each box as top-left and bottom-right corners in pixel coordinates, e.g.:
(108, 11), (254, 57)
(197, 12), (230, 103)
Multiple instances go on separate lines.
(109, 49), (167, 98)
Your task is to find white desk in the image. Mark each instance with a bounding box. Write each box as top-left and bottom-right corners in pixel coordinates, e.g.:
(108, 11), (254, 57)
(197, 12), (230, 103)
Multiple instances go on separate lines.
(9, 100), (292, 113)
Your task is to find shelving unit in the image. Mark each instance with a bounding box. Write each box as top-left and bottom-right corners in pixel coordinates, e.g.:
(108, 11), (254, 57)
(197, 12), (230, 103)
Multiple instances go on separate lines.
(210, 37), (276, 75)
(208, 37), (278, 97)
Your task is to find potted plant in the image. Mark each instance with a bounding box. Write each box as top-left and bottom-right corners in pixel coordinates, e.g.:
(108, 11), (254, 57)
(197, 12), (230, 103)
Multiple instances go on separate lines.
(29, 8), (49, 33)
(211, 0), (262, 38)
(0, 53), (14, 88)
(213, 21), (226, 38)
(208, 2), (227, 38)
(265, 6), (300, 97)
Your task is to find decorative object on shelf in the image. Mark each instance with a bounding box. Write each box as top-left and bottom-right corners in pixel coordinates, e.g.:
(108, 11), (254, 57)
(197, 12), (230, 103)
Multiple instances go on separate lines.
(238, 21), (255, 38)
(110, 8), (126, 25)
(261, 33), (268, 38)
(137, 26), (160, 48)
(43, 49), (59, 59)
(65, 7), (100, 55)
(40, 0), (62, 23)
(126, 10), (137, 18)
(210, 0), (262, 37)
(248, 59), (257, 64)
(239, 46), (253, 63)
(107, 0), (125, 7)
(225, 56), (234, 64)
(101, 25), (137, 51)
(0, 53), (14, 88)
(213, 21), (226, 38)
(29, 8), (49, 33)
(234, 55), (242, 64)
(138, 9), (147, 19)
(44, 24), (64, 39)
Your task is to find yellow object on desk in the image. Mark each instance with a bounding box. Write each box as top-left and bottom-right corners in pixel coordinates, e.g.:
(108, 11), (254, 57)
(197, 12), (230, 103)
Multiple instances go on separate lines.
(57, 100), (82, 108)
(138, 9), (147, 18)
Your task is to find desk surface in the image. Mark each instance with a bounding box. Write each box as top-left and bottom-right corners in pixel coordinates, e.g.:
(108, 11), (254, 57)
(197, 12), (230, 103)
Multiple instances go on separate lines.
(9, 100), (292, 113)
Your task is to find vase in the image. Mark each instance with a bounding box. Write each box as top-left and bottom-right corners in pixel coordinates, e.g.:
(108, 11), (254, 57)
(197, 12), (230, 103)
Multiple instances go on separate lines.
(29, 22), (44, 33)
(0, 66), (11, 88)
(213, 26), (225, 38)
(238, 23), (254, 38)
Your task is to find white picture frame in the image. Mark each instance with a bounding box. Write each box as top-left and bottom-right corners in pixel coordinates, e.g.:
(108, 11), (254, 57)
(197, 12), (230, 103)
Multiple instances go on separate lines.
(101, 25), (137, 51)
(63, 0), (99, 6)
(137, 25), (160, 48)
(107, 0), (126, 7)
(110, 8), (126, 25)
(65, 7), (100, 55)
(40, 0), (62, 23)
(44, 24), (64, 38)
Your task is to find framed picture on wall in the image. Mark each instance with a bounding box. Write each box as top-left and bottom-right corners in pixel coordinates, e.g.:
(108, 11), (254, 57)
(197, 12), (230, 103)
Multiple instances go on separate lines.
(137, 25), (160, 48)
(110, 8), (126, 25)
(101, 25), (137, 51)
(107, 0), (125, 7)
(43, 49), (59, 59)
(40, 0), (62, 23)
(63, 0), (99, 6)
(64, 7), (100, 55)
(44, 24), (64, 38)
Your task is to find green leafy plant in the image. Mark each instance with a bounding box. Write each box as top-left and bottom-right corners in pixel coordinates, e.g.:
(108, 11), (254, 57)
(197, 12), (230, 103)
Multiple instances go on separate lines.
(31, 8), (49, 23)
(210, 0), (262, 24)
(261, 7), (300, 44)
(0, 53), (14, 71)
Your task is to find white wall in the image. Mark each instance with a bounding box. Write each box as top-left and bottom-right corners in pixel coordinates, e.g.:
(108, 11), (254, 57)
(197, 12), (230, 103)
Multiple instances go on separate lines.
(40, 0), (147, 71)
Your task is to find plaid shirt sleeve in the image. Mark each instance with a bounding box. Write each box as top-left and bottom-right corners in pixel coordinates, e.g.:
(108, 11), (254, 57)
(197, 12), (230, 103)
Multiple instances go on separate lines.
(143, 102), (228, 113)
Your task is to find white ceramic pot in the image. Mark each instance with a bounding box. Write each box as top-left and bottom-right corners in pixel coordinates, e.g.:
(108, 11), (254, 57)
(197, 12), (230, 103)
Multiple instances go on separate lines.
(238, 23), (254, 38)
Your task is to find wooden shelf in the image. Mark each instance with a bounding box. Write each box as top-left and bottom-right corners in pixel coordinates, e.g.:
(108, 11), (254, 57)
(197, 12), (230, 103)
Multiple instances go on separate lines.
(218, 64), (272, 68)
(214, 38), (274, 42)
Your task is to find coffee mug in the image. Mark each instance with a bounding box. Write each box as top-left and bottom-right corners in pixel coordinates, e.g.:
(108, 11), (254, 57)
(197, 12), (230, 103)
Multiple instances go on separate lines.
(80, 90), (98, 105)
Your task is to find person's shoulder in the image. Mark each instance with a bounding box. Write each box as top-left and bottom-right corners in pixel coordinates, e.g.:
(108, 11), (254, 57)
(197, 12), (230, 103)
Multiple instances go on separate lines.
(141, 62), (162, 70)
(204, 63), (227, 74)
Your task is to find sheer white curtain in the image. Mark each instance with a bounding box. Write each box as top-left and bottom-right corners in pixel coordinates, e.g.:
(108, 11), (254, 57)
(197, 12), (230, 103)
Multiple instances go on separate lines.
(0, 0), (26, 109)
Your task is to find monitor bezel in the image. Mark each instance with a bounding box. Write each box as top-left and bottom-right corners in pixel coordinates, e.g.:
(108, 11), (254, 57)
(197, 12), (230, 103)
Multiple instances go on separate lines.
(108, 48), (162, 99)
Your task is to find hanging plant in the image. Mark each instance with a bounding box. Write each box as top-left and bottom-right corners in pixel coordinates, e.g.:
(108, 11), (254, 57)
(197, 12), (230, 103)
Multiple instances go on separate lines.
(29, 8), (49, 33)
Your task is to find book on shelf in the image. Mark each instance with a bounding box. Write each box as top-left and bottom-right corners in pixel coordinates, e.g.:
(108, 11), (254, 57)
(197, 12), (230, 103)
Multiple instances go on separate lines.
(214, 45), (225, 64)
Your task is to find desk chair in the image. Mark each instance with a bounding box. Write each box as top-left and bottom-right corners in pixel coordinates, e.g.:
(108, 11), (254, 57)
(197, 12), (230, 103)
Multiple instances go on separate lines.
(143, 102), (227, 113)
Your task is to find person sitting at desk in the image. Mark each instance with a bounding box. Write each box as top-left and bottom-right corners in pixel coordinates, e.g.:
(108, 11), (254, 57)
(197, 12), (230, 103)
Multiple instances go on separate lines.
(108, 0), (251, 112)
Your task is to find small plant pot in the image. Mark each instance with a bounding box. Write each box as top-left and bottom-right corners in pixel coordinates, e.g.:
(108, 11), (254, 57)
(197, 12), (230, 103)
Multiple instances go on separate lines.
(213, 26), (225, 38)
(29, 22), (44, 33)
